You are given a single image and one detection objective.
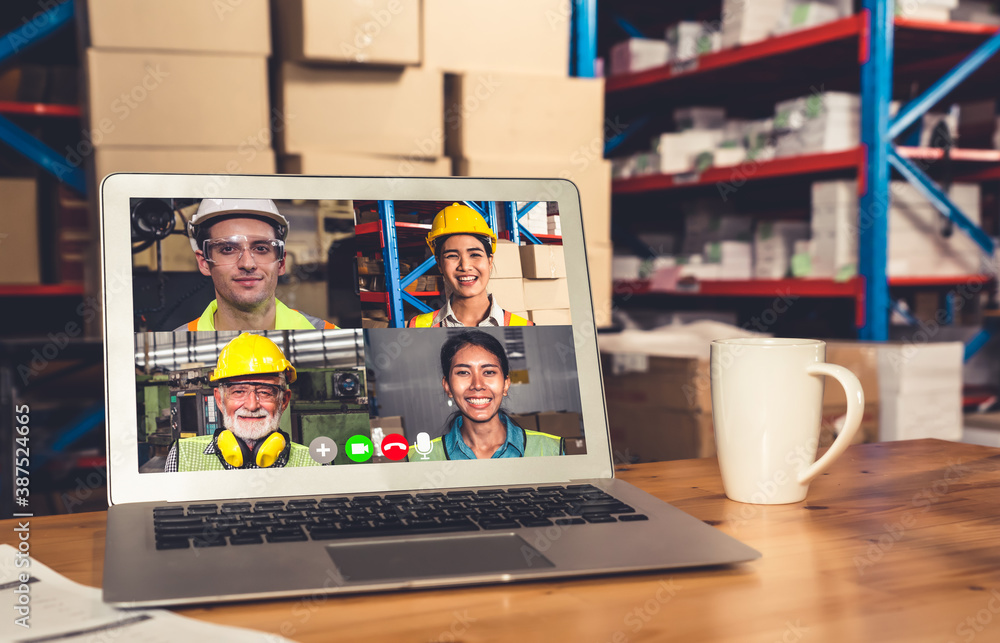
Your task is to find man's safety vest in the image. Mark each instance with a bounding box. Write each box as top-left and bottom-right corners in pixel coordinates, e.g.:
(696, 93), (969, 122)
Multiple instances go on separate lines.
(407, 309), (533, 328)
(176, 434), (321, 471)
(181, 299), (337, 332)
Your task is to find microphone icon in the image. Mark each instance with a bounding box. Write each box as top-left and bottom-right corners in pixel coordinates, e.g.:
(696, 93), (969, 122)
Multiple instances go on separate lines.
(415, 432), (433, 460)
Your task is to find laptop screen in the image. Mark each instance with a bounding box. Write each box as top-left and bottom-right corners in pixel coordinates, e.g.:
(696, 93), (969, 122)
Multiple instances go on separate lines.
(130, 196), (587, 477)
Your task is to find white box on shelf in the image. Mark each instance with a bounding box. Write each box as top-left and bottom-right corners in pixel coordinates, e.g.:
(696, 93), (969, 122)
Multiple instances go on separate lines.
(609, 38), (670, 75)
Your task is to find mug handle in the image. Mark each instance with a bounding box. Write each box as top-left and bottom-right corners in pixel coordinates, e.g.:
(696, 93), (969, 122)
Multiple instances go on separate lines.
(797, 363), (865, 485)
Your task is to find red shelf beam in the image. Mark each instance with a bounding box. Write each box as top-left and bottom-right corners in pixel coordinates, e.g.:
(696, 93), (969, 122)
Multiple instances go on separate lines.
(606, 15), (865, 93)
(612, 146), (1000, 195)
(360, 291), (441, 303)
(0, 101), (81, 118)
(613, 275), (993, 328)
(353, 221), (431, 237)
(0, 283), (84, 296)
(894, 17), (1000, 36)
(612, 148), (863, 194)
(607, 16), (998, 95)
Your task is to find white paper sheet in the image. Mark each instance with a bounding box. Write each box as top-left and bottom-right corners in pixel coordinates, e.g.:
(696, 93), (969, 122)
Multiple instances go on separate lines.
(0, 544), (292, 642)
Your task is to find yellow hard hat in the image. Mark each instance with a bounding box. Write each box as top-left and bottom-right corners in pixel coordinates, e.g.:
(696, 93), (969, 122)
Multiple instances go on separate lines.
(210, 333), (297, 384)
(426, 203), (497, 254)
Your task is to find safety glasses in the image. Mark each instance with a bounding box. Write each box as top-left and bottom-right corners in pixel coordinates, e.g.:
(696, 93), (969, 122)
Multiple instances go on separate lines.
(202, 235), (284, 265)
(221, 383), (283, 403)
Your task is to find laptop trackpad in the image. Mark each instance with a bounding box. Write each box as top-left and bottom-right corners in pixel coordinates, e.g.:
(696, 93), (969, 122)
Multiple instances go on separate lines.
(327, 533), (554, 583)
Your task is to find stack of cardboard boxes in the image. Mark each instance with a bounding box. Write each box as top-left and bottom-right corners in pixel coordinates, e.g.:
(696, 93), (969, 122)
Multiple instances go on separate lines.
(439, 0), (613, 325)
(273, 0), (448, 177)
(810, 179), (985, 278)
(84, 0), (276, 272)
(0, 178), (41, 285)
(84, 0), (276, 180)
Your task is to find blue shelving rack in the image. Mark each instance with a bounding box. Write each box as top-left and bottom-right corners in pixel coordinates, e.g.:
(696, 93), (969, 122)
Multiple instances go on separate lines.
(0, 0), (86, 195)
(860, 0), (1000, 342)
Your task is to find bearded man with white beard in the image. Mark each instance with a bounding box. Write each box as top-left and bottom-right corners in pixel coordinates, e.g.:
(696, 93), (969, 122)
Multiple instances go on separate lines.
(164, 333), (322, 472)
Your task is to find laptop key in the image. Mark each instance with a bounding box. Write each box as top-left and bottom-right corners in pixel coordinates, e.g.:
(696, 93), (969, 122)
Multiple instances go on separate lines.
(520, 518), (553, 527)
(445, 490), (474, 497)
(537, 486), (564, 492)
(310, 520), (479, 541)
(193, 537), (228, 547)
(154, 516), (204, 526)
(555, 518), (586, 526)
(479, 520), (521, 530)
(155, 526), (207, 538)
(619, 514), (649, 522)
(155, 539), (190, 550)
(153, 507), (184, 516)
(267, 532), (308, 543)
(221, 503), (251, 513)
(230, 534), (264, 545)
(582, 514), (617, 524)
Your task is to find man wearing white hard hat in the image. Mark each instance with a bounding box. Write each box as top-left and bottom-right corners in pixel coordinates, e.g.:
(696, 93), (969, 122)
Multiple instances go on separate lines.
(176, 198), (336, 332)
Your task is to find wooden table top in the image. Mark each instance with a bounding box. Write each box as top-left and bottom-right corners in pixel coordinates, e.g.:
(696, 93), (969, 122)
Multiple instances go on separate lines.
(4, 439), (1000, 642)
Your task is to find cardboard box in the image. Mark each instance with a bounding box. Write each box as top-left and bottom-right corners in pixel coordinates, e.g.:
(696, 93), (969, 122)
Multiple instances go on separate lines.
(588, 240), (612, 327)
(608, 406), (715, 463)
(424, 0), (571, 76)
(820, 404), (880, 448)
(279, 64), (443, 157)
(283, 152), (450, 177)
(492, 240), (523, 279)
(86, 50), (269, 148)
(530, 411), (582, 438)
(528, 309), (572, 325)
(519, 244), (566, 279)
(445, 72), (604, 161)
(0, 178), (40, 284)
(95, 147), (276, 183)
(508, 413), (538, 431)
(275, 0), (419, 65)
(601, 354), (712, 414)
(522, 278), (569, 310)
(609, 38), (670, 76)
(488, 277), (525, 312)
(455, 157), (611, 245)
(824, 341), (881, 406)
(87, 0), (270, 54)
(564, 437), (587, 455)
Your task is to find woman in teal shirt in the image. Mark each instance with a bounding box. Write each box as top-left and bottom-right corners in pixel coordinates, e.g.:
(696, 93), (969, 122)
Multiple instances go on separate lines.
(410, 330), (564, 460)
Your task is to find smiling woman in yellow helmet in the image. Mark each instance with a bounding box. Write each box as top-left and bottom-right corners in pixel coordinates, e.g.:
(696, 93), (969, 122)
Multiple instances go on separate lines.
(164, 333), (322, 472)
(408, 204), (534, 328)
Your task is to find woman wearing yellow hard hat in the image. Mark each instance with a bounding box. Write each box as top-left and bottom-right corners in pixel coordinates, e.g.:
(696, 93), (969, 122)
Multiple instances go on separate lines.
(407, 203), (534, 328)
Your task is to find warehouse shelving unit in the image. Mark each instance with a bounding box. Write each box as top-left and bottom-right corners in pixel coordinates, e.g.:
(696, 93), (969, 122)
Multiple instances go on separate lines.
(357, 200), (564, 327)
(604, 3), (1000, 342)
(0, 0), (85, 195)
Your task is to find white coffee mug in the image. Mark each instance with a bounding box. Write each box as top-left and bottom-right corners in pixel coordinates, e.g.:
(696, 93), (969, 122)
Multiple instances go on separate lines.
(711, 338), (865, 504)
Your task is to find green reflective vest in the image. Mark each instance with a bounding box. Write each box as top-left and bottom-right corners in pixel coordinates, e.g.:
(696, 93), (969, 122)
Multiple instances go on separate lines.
(176, 434), (321, 471)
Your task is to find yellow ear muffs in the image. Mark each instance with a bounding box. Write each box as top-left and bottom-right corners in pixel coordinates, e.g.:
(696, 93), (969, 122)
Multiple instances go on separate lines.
(255, 431), (287, 468)
(215, 429), (250, 468)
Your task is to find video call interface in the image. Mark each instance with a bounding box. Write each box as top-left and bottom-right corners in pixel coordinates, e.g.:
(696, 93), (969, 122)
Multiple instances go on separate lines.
(130, 197), (586, 474)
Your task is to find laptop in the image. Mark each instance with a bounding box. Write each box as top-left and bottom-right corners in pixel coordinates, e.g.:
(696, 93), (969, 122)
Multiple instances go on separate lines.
(100, 173), (759, 607)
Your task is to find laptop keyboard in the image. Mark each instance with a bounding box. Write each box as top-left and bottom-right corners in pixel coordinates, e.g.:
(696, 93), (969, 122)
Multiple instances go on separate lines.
(152, 484), (649, 550)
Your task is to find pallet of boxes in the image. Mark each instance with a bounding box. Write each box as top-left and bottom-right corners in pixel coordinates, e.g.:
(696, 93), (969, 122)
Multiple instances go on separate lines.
(82, 0), (277, 273)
